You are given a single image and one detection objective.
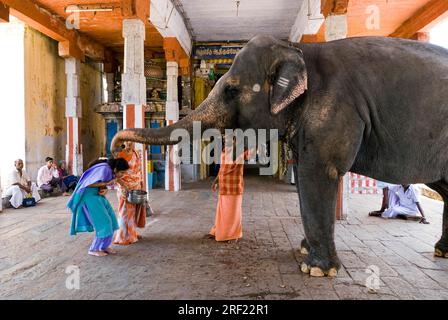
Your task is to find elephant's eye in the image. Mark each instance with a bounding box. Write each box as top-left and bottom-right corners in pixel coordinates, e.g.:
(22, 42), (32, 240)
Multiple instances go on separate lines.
(224, 85), (240, 99)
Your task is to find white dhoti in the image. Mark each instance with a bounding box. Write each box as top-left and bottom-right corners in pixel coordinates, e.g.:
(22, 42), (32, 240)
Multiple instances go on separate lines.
(382, 205), (419, 218)
(4, 183), (41, 208)
(382, 185), (420, 219)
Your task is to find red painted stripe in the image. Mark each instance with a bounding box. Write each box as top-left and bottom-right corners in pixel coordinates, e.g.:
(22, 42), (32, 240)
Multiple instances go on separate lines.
(126, 104), (135, 129)
(336, 178), (343, 220)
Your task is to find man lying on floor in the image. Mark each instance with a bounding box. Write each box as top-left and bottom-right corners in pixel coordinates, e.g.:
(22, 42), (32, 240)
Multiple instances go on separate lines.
(369, 184), (429, 224)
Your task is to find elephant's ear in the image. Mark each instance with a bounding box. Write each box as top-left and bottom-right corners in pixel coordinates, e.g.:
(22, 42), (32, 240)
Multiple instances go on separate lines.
(270, 48), (308, 115)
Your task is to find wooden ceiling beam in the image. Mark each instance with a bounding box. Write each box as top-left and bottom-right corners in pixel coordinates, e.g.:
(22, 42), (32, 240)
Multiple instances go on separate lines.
(121, 0), (150, 21)
(179, 58), (190, 76)
(411, 32), (430, 42)
(163, 37), (188, 63)
(390, 0), (448, 39)
(0, 2), (9, 22)
(1, 0), (110, 61)
(4, 0), (71, 42)
(321, 0), (349, 17)
(301, 22), (326, 43)
(104, 49), (118, 73)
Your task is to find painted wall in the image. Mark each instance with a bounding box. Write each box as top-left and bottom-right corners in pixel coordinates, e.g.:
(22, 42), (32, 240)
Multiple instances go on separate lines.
(0, 19), (25, 192)
(23, 27), (105, 180)
(24, 27), (67, 180)
(80, 61), (106, 166)
(430, 19), (448, 49)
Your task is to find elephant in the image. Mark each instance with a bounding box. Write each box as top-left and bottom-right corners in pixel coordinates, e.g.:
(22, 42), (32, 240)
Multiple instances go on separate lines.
(111, 35), (448, 277)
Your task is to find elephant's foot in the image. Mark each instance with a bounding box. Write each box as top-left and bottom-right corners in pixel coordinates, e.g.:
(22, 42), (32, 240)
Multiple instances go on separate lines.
(300, 238), (310, 255)
(434, 241), (448, 258)
(300, 252), (340, 278)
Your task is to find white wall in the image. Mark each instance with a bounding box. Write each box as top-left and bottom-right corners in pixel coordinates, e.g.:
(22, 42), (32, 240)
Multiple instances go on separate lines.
(0, 19), (25, 193)
(430, 19), (448, 48)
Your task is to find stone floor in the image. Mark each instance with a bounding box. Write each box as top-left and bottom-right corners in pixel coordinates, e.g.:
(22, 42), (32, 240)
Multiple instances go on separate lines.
(1, 175), (448, 300)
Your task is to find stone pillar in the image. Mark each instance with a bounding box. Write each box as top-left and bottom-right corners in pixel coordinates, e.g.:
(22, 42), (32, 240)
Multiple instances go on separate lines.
(325, 13), (348, 220)
(122, 19), (147, 192)
(165, 61), (181, 191)
(106, 73), (115, 103)
(65, 57), (83, 176)
(325, 14), (348, 41)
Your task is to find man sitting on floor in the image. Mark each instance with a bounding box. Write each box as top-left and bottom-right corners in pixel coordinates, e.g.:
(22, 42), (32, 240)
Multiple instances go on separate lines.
(370, 184), (429, 224)
(4, 159), (41, 208)
(37, 157), (61, 194)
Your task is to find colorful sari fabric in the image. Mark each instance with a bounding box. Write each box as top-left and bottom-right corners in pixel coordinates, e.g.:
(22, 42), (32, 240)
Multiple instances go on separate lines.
(114, 149), (146, 245)
(68, 163), (119, 251)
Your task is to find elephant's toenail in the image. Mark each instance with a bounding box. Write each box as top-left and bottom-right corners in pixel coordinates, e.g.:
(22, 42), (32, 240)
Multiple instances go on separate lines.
(310, 267), (325, 277)
(328, 268), (338, 277)
(300, 247), (309, 255)
(301, 262), (310, 274)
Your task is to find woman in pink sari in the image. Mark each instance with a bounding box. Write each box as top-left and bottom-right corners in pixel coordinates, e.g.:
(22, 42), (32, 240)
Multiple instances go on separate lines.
(114, 142), (146, 245)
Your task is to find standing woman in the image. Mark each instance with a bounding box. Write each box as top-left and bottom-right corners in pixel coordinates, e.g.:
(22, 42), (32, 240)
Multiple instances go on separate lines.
(114, 142), (146, 245)
(209, 144), (250, 242)
(68, 158), (129, 257)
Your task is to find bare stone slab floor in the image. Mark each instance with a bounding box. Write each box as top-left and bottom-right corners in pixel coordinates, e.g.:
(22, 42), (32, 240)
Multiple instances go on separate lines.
(1, 175), (447, 300)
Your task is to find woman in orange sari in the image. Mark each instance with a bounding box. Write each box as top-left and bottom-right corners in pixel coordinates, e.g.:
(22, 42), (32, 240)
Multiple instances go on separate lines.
(114, 142), (146, 245)
(209, 145), (250, 242)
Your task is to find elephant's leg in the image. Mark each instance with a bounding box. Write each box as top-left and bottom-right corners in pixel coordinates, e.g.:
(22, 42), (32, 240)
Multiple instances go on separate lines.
(294, 101), (363, 277)
(426, 181), (448, 257)
(296, 163), (341, 277)
(293, 165), (311, 255)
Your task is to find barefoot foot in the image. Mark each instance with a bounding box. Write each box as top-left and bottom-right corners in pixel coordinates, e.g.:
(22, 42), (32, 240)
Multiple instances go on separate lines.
(88, 251), (108, 257)
(104, 247), (118, 254)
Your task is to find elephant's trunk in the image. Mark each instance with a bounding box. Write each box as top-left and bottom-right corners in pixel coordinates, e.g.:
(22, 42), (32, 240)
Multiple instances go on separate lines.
(111, 97), (231, 153)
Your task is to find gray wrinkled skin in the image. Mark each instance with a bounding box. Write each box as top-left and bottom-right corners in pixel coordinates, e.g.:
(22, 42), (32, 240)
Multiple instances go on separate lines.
(112, 35), (448, 276)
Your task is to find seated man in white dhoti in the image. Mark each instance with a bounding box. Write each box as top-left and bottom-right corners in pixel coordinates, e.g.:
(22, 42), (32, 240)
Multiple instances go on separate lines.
(4, 159), (41, 208)
(381, 184), (429, 224)
(369, 181), (395, 216)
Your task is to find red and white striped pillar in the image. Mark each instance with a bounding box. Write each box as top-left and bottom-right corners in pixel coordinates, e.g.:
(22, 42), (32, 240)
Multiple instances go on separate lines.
(65, 57), (83, 176)
(122, 19), (147, 192)
(165, 61), (181, 191)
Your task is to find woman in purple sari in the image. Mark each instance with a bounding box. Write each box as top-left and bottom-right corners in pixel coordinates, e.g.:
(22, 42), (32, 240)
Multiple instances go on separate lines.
(68, 158), (129, 257)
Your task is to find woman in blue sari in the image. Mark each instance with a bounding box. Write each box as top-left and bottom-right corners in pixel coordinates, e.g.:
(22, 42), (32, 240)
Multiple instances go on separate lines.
(68, 158), (129, 257)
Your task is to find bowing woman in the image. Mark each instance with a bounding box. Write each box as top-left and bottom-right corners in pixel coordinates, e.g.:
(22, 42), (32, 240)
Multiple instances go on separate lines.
(68, 158), (129, 257)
